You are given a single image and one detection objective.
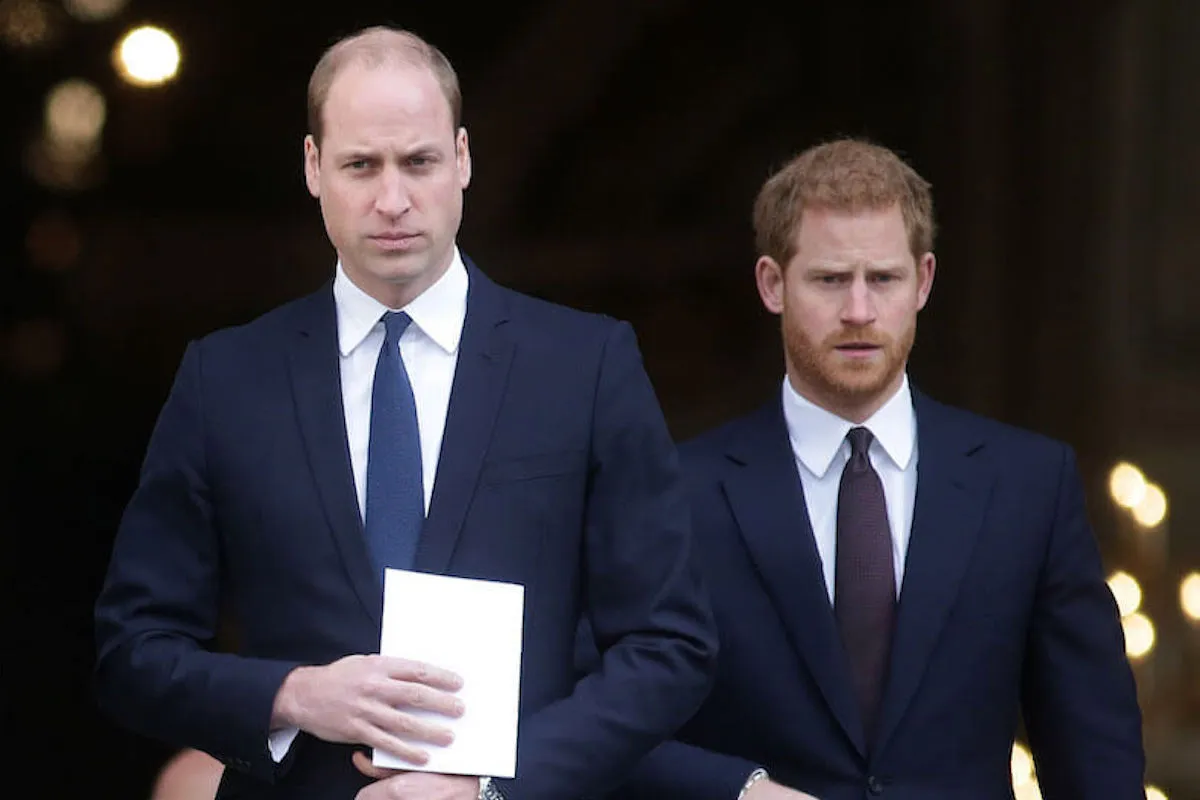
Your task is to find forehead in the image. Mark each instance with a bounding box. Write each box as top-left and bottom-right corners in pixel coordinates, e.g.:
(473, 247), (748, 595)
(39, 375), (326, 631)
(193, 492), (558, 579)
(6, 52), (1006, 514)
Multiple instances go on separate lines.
(793, 204), (911, 264)
(322, 61), (454, 144)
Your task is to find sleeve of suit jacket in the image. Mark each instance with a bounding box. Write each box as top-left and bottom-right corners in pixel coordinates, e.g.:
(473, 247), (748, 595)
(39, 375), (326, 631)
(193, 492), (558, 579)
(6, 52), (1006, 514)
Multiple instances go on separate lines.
(572, 620), (760, 800)
(609, 739), (763, 800)
(93, 341), (302, 782)
(1020, 445), (1145, 798)
(492, 321), (719, 800)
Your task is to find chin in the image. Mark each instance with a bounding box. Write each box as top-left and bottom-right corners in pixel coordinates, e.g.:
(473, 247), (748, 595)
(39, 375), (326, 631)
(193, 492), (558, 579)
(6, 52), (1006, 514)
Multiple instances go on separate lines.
(826, 366), (894, 398)
(366, 261), (429, 284)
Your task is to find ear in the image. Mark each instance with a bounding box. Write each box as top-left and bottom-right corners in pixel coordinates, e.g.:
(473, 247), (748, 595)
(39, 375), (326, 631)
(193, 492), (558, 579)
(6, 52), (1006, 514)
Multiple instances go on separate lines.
(456, 127), (472, 189)
(755, 255), (786, 315)
(303, 134), (321, 198)
(915, 251), (936, 311)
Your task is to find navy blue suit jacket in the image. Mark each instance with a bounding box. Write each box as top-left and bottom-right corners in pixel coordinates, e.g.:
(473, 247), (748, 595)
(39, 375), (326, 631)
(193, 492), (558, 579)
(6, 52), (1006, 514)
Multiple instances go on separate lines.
(94, 262), (717, 799)
(607, 391), (1143, 800)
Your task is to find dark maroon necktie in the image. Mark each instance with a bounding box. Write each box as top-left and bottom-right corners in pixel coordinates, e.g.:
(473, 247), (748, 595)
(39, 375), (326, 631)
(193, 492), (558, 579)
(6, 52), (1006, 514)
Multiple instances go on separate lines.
(834, 426), (896, 743)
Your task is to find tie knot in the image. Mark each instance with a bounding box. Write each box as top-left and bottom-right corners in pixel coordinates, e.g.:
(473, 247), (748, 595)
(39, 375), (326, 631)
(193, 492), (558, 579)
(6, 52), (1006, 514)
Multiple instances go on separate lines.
(382, 311), (412, 342)
(847, 426), (874, 458)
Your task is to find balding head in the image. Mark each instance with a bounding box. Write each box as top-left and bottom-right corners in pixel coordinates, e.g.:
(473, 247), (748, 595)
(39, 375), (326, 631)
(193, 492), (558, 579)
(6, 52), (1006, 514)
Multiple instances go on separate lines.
(307, 26), (462, 147)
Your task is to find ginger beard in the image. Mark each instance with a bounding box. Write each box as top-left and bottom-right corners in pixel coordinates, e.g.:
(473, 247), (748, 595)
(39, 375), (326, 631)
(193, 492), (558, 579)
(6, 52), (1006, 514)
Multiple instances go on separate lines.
(782, 309), (915, 412)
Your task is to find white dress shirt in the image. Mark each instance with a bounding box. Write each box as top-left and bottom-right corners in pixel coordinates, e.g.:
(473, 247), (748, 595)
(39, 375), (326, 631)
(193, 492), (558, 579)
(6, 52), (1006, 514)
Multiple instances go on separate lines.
(335, 250), (467, 518)
(780, 374), (919, 603)
(269, 248), (468, 763)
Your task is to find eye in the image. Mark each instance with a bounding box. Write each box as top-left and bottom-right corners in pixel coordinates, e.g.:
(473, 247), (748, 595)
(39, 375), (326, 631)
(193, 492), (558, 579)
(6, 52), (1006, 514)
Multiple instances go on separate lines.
(407, 153), (440, 170)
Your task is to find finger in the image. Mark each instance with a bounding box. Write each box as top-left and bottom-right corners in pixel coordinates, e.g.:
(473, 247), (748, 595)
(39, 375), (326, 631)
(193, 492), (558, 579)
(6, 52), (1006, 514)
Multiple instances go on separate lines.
(355, 773), (418, 800)
(362, 723), (434, 768)
(351, 750), (408, 780)
(369, 705), (456, 747)
(383, 658), (464, 691)
(381, 681), (466, 719)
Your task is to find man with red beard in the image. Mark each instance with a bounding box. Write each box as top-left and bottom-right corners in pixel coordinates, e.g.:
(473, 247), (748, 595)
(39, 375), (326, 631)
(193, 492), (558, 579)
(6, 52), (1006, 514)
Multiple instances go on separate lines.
(601, 139), (1145, 799)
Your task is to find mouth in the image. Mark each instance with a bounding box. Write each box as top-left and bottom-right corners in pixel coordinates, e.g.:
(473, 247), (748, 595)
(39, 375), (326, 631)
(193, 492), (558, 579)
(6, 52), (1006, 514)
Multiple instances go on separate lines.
(833, 343), (883, 357)
(368, 232), (421, 251)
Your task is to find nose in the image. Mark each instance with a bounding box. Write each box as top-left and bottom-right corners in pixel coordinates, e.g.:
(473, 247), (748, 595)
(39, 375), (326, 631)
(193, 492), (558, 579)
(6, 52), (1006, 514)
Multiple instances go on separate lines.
(841, 276), (876, 326)
(374, 167), (412, 217)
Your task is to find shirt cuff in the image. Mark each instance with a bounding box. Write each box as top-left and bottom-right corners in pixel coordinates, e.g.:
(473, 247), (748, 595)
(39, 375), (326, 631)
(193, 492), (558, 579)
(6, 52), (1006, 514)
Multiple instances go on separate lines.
(267, 726), (300, 763)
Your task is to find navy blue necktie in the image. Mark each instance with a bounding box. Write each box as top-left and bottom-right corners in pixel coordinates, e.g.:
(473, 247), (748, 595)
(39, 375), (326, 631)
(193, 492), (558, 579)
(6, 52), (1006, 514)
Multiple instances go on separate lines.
(364, 311), (424, 576)
(834, 426), (896, 744)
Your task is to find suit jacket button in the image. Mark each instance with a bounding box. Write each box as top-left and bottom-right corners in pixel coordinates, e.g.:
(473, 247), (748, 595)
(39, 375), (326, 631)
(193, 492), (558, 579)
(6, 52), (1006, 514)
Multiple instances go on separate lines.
(867, 775), (884, 795)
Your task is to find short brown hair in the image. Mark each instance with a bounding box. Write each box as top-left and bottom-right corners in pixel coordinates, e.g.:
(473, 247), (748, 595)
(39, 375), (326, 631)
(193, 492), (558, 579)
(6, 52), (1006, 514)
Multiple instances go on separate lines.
(306, 26), (462, 147)
(753, 138), (935, 265)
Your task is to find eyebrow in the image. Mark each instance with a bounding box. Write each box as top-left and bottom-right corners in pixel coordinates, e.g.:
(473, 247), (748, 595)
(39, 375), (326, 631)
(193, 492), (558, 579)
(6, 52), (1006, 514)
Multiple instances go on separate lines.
(806, 260), (910, 271)
(332, 142), (444, 160)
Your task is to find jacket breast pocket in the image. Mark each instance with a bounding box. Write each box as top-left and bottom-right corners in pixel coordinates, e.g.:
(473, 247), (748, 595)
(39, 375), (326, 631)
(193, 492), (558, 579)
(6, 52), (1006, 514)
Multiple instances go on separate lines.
(480, 450), (587, 485)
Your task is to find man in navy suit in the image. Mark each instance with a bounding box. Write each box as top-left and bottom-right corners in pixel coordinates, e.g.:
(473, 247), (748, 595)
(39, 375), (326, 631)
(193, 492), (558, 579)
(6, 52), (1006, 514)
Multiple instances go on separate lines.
(604, 139), (1144, 799)
(94, 26), (716, 800)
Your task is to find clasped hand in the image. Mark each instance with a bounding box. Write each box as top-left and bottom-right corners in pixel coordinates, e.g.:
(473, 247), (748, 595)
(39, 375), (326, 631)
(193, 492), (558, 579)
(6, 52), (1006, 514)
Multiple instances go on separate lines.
(273, 653), (465, 766)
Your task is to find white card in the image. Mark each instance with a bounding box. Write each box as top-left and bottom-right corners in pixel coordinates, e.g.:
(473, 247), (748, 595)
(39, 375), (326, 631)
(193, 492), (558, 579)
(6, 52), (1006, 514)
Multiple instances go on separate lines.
(374, 568), (524, 778)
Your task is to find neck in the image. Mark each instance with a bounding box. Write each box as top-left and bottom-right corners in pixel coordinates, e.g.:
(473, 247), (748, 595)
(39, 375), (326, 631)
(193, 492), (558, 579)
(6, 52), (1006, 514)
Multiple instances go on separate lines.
(345, 256), (452, 310)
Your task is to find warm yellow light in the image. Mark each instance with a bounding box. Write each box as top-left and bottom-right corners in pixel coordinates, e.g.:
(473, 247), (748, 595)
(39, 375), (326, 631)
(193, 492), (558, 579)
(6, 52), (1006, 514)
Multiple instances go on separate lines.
(65, 0), (128, 22)
(1011, 742), (1034, 787)
(1123, 612), (1155, 659)
(1180, 573), (1200, 622)
(1107, 571), (1142, 618)
(1014, 777), (1043, 800)
(0, 0), (54, 48)
(114, 25), (180, 86)
(1146, 785), (1168, 800)
(44, 79), (106, 150)
(1132, 484), (1167, 528)
(25, 134), (105, 191)
(1109, 462), (1147, 509)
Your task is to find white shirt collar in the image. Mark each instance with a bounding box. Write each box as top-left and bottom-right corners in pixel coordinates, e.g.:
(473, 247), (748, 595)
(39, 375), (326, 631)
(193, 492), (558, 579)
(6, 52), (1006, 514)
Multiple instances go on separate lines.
(782, 373), (916, 478)
(333, 247), (468, 357)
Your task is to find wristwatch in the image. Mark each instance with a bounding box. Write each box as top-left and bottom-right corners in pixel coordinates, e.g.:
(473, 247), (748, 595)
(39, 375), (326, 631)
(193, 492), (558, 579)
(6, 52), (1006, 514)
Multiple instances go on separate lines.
(479, 777), (505, 800)
(738, 768), (769, 799)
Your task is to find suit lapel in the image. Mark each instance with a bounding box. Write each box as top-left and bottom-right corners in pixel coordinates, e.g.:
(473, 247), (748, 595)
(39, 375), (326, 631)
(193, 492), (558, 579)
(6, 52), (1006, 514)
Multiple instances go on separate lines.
(873, 391), (992, 755)
(723, 401), (867, 758)
(287, 286), (383, 624)
(414, 263), (514, 574)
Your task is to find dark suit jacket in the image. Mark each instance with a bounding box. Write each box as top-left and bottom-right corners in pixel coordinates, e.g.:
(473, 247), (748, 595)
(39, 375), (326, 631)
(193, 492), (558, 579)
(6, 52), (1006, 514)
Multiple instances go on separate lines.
(94, 261), (717, 799)
(606, 390), (1144, 800)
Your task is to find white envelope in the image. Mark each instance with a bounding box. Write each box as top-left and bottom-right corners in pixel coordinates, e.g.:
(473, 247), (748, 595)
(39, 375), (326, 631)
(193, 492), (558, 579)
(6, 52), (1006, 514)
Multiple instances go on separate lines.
(373, 568), (524, 778)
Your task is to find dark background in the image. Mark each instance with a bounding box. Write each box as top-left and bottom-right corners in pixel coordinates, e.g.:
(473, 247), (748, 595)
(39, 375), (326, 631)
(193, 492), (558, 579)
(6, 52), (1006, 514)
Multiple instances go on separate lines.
(5, 0), (1200, 796)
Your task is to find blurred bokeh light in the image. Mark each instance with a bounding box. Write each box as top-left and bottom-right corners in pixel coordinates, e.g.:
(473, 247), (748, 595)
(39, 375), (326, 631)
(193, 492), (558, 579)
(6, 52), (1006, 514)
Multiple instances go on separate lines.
(45, 78), (106, 149)
(64, 0), (127, 23)
(1133, 484), (1168, 529)
(1011, 742), (1034, 788)
(1108, 571), (1143, 618)
(114, 25), (180, 86)
(1180, 573), (1200, 623)
(1123, 612), (1156, 660)
(0, 0), (56, 48)
(1110, 462), (1148, 510)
